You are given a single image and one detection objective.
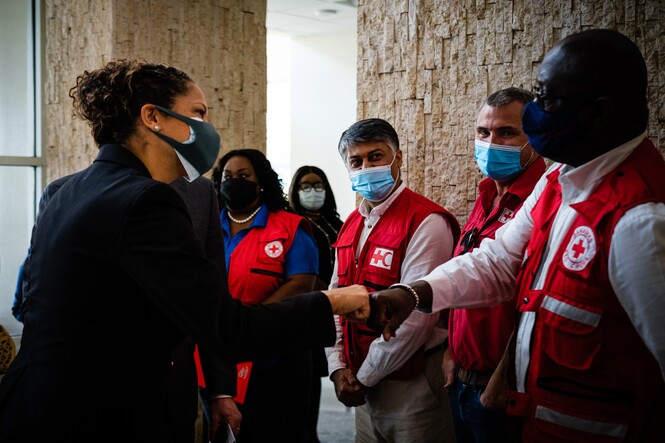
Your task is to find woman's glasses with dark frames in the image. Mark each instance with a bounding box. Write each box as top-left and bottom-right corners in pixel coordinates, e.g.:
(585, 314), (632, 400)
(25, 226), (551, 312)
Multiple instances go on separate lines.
(300, 182), (325, 192)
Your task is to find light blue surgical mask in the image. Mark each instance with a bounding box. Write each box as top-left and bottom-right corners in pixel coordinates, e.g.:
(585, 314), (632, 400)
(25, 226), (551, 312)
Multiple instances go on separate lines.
(348, 153), (398, 202)
(474, 139), (528, 181)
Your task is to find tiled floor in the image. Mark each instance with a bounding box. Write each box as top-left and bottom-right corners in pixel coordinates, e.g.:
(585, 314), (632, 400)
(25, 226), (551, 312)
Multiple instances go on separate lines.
(317, 377), (355, 442)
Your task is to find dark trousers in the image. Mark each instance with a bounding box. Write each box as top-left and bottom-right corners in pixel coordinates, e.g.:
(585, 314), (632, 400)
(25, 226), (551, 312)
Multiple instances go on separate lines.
(236, 350), (313, 443)
(306, 347), (328, 443)
(448, 376), (511, 443)
(167, 339), (199, 443)
(306, 377), (322, 443)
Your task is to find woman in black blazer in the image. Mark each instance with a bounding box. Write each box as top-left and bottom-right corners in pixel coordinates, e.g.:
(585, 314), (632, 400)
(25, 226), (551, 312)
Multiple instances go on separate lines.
(0, 59), (369, 443)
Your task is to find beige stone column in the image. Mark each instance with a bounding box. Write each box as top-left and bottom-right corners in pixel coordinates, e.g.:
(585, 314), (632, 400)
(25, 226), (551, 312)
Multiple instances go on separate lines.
(43, 0), (266, 182)
(357, 0), (664, 224)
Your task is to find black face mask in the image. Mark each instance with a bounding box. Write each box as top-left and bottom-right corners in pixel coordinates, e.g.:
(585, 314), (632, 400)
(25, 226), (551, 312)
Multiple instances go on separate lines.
(219, 178), (260, 211)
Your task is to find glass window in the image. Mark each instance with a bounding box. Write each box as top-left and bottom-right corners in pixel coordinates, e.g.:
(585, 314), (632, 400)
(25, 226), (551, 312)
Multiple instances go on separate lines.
(0, 0), (35, 156)
(0, 0), (40, 348)
(0, 167), (36, 336)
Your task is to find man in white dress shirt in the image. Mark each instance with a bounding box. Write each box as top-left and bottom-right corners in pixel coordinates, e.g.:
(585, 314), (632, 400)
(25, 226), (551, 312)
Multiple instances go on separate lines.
(326, 118), (460, 442)
(370, 29), (665, 442)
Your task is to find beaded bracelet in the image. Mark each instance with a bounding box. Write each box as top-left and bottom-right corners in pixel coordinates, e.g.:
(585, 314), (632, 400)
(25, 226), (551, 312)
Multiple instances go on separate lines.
(389, 283), (419, 311)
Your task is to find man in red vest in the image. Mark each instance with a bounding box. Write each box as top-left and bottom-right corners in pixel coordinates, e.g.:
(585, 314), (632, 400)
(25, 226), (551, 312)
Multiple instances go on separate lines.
(371, 29), (665, 442)
(443, 87), (546, 443)
(326, 118), (460, 442)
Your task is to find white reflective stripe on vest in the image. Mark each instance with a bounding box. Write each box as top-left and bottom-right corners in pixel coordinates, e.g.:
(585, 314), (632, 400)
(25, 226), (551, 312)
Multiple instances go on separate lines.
(535, 405), (628, 438)
(541, 295), (601, 327)
(515, 311), (535, 393)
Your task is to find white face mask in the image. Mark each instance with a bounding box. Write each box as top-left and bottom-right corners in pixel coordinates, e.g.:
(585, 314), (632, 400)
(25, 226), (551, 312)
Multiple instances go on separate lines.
(298, 189), (326, 211)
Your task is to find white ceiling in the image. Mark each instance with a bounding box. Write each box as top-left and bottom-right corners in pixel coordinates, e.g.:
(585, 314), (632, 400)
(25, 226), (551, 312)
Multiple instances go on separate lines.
(267, 0), (357, 37)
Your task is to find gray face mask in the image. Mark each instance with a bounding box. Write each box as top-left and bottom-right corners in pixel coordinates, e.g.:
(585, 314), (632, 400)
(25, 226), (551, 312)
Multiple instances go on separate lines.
(153, 104), (221, 182)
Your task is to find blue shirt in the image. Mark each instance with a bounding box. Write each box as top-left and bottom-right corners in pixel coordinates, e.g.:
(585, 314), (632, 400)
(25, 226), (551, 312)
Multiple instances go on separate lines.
(220, 204), (318, 276)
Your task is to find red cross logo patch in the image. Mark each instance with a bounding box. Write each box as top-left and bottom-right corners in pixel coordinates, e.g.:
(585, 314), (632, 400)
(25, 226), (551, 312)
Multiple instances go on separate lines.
(264, 240), (284, 258)
(369, 247), (393, 270)
(498, 208), (515, 224)
(562, 226), (597, 271)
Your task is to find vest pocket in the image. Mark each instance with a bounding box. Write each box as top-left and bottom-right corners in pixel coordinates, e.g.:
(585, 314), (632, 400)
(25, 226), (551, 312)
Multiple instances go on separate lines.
(335, 245), (354, 284)
(249, 268), (282, 278)
(362, 269), (399, 289)
(533, 400), (629, 442)
(242, 267), (283, 304)
(538, 294), (604, 371)
(362, 242), (402, 288)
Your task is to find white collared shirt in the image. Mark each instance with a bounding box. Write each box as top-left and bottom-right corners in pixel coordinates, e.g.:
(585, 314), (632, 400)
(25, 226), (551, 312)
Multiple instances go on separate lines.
(422, 132), (665, 383)
(326, 183), (456, 387)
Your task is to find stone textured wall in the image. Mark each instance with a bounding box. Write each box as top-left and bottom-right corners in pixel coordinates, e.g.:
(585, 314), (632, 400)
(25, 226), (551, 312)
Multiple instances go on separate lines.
(44, 0), (266, 182)
(356, 0), (664, 224)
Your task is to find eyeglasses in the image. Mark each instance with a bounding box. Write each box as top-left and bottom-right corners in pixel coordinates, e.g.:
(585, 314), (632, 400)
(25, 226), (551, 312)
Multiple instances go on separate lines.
(459, 228), (479, 255)
(532, 85), (599, 111)
(300, 182), (325, 192)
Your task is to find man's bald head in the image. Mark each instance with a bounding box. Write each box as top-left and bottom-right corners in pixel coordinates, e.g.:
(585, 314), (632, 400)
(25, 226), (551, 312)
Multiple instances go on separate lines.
(526, 29), (649, 166)
(540, 29), (648, 130)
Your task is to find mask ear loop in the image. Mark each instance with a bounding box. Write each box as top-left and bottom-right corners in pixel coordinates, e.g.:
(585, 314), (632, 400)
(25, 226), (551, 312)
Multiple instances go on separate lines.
(388, 150), (397, 166)
(393, 152), (401, 182)
(521, 141), (536, 169)
(384, 150), (401, 196)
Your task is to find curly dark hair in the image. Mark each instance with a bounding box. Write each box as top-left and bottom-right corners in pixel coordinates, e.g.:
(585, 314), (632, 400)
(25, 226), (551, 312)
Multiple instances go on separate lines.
(288, 166), (340, 219)
(212, 149), (289, 213)
(69, 59), (193, 146)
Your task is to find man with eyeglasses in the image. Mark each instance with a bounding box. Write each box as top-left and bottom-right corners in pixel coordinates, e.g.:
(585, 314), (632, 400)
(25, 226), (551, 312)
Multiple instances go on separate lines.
(326, 118), (460, 442)
(442, 87), (545, 443)
(370, 29), (665, 442)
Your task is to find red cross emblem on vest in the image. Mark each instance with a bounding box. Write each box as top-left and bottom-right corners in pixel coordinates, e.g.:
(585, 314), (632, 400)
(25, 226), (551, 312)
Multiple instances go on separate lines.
(264, 240), (284, 258)
(562, 225), (597, 271)
(572, 239), (586, 258)
(369, 247), (393, 270)
(498, 208), (515, 224)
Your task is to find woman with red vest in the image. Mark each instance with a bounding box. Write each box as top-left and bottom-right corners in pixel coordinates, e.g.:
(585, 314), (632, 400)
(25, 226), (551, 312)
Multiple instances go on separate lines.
(209, 149), (319, 442)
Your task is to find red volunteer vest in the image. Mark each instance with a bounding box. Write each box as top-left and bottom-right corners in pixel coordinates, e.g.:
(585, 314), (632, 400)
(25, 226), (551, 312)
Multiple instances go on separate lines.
(228, 210), (307, 304)
(195, 209), (308, 388)
(334, 188), (460, 380)
(506, 139), (665, 442)
(449, 158), (545, 372)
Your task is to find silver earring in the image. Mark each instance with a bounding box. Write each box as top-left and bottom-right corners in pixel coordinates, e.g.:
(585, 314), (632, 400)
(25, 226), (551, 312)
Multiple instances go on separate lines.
(153, 125), (161, 132)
